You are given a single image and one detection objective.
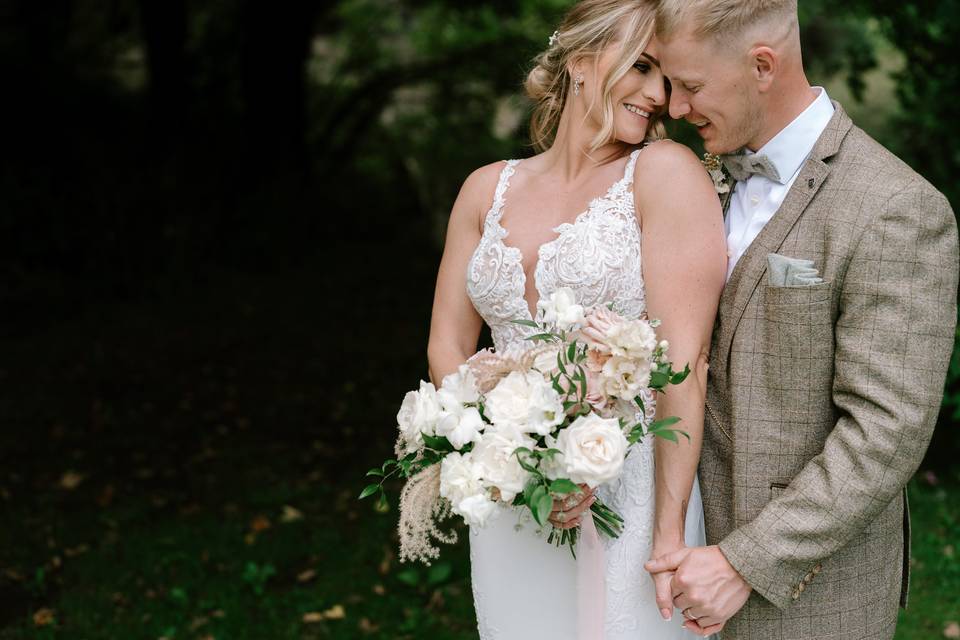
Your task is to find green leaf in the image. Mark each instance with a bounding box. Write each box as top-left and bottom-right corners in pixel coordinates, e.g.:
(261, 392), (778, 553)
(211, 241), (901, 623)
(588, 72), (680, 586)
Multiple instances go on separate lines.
(396, 568), (419, 586)
(653, 429), (679, 443)
(359, 484), (379, 500)
(567, 340), (576, 362)
(511, 319), (541, 328)
(422, 434), (453, 452)
(648, 416), (681, 431)
(670, 364), (691, 385)
(366, 468), (384, 477)
(528, 333), (557, 342)
(556, 351), (567, 376)
(549, 478), (580, 495)
(529, 485), (548, 526)
(650, 371), (669, 388)
(534, 488), (554, 527)
(427, 562), (453, 585)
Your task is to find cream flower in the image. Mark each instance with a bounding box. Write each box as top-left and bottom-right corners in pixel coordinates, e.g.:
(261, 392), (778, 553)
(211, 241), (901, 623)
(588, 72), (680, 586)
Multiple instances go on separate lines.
(536, 287), (586, 331)
(600, 355), (652, 401)
(396, 381), (442, 453)
(439, 452), (498, 527)
(485, 370), (565, 436)
(554, 414), (628, 488)
(472, 430), (535, 503)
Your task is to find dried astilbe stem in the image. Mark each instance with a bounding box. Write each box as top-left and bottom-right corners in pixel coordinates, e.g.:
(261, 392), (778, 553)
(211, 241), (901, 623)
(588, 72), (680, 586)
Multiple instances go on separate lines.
(397, 464), (458, 565)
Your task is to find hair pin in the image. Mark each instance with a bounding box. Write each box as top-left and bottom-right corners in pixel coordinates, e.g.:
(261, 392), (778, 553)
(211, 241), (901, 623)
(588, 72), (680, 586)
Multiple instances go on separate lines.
(549, 30), (559, 46)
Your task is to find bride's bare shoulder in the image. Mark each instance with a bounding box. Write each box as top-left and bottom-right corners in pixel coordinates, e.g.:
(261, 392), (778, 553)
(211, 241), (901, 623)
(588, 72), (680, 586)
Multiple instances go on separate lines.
(633, 139), (717, 212)
(455, 161), (511, 211)
(634, 139), (706, 183)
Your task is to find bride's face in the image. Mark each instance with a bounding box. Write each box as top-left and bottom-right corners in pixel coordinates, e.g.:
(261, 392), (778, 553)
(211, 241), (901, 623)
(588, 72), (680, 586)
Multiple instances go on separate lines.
(577, 37), (667, 145)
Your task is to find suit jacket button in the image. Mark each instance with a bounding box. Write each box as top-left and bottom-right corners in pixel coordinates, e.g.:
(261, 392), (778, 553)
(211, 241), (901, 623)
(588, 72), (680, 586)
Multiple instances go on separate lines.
(798, 582), (806, 593)
(812, 563), (822, 574)
(803, 573), (813, 583)
(807, 178), (815, 188)
(792, 589), (800, 600)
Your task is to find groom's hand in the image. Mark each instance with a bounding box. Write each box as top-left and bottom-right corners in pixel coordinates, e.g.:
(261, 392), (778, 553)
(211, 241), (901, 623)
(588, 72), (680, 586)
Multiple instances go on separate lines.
(644, 545), (752, 636)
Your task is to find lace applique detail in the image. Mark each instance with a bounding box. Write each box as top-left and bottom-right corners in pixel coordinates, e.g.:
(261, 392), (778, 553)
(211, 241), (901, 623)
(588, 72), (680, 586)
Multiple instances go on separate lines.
(466, 149), (646, 351)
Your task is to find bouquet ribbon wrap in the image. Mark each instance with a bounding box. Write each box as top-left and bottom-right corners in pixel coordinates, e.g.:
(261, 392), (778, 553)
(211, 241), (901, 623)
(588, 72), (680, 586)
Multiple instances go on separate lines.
(577, 510), (606, 639)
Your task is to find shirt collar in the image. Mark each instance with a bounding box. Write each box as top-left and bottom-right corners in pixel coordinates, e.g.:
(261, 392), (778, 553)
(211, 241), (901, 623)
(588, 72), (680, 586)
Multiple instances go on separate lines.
(747, 87), (835, 185)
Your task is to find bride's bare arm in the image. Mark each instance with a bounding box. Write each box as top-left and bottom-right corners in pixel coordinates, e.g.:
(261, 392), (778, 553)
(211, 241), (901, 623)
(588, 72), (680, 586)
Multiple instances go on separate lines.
(427, 163), (502, 385)
(633, 141), (726, 555)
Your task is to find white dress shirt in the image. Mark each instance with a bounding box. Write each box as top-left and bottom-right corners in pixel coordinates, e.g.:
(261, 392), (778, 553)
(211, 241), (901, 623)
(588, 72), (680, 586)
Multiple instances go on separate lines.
(724, 88), (835, 280)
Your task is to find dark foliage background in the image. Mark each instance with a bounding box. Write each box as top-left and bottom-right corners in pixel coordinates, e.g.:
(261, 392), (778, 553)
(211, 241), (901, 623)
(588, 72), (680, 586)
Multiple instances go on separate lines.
(0, 1), (957, 638)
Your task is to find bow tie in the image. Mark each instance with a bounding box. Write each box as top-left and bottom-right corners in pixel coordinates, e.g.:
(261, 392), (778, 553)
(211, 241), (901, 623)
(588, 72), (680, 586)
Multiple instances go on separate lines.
(721, 152), (782, 183)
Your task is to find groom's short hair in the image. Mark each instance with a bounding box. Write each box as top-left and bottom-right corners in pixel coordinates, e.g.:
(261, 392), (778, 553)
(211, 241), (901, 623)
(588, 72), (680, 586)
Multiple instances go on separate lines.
(655, 0), (798, 42)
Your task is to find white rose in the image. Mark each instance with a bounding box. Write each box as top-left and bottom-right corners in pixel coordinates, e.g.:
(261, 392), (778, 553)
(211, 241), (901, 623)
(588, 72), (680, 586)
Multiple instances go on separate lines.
(439, 364), (480, 405)
(606, 318), (658, 360)
(396, 381), (442, 453)
(453, 492), (499, 527)
(472, 430), (535, 502)
(600, 355), (652, 401)
(485, 370), (565, 436)
(531, 345), (562, 377)
(536, 287), (586, 331)
(439, 451), (483, 504)
(435, 403), (484, 450)
(554, 413), (628, 488)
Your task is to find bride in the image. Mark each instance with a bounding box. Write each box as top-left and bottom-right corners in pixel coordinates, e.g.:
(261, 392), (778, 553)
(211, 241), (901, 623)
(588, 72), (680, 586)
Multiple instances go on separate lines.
(426, 0), (726, 637)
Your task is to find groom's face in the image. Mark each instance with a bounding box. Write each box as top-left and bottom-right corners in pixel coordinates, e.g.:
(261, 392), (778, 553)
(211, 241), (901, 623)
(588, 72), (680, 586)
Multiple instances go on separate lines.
(657, 29), (762, 154)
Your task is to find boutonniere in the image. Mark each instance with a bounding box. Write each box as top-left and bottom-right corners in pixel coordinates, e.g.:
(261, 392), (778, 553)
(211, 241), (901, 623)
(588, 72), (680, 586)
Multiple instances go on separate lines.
(701, 152), (732, 214)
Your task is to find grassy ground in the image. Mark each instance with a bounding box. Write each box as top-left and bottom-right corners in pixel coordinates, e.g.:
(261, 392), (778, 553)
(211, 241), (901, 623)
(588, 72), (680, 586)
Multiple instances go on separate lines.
(1, 235), (957, 639)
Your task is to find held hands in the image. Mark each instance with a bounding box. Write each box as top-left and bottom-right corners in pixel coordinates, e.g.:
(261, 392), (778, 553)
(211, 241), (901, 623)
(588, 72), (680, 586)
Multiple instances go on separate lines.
(644, 545), (752, 637)
(547, 483), (596, 530)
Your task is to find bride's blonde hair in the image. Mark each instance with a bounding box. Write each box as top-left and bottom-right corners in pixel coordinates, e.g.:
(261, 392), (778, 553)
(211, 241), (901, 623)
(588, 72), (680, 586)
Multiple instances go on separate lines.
(525, 0), (666, 153)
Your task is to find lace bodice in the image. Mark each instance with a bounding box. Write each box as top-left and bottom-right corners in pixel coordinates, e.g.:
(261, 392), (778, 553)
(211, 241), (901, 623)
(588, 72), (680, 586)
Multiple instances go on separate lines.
(466, 148), (647, 351)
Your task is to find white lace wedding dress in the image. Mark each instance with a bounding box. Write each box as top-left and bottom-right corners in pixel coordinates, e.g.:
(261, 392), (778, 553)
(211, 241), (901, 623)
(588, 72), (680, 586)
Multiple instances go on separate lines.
(465, 148), (707, 639)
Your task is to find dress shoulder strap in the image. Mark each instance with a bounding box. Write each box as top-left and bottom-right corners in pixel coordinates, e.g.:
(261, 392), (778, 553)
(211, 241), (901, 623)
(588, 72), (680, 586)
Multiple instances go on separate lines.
(620, 147), (644, 186)
(485, 159), (520, 224)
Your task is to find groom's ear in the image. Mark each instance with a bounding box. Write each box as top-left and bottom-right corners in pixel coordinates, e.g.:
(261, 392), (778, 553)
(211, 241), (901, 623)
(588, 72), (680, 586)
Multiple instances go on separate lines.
(750, 46), (777, 92)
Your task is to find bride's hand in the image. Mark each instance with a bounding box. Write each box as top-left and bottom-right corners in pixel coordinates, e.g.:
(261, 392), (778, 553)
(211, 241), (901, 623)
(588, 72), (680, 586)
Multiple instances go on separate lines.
(547, 483), (596, 530)
(648, 544), (686, 621)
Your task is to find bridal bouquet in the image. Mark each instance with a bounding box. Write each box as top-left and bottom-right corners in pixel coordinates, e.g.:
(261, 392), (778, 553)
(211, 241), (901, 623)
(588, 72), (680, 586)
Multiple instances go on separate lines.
(360, 288), (690, 564)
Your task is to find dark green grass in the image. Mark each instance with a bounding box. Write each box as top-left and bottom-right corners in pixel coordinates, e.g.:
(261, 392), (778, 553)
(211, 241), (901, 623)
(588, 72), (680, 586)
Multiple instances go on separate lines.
(1, 249), (956, 638)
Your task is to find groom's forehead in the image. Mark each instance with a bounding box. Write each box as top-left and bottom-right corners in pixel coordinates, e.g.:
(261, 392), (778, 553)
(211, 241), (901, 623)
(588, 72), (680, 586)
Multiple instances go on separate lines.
(661, 32), (722, 73)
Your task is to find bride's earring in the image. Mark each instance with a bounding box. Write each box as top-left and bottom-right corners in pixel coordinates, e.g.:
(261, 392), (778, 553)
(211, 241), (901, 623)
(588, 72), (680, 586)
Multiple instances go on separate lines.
(574, 73), (583, 97)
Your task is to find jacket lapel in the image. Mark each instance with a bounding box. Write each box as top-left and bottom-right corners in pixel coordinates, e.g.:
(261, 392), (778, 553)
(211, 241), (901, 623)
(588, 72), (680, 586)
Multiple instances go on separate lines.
(715, 102), (853, 370)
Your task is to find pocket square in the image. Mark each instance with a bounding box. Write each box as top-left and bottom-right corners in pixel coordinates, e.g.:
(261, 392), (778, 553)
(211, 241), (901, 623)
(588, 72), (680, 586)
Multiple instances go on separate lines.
(767, 253), (824, 287)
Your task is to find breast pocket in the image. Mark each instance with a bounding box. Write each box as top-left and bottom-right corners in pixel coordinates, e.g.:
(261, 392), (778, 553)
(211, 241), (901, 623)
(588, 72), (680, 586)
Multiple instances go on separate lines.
(762, 280), (834, 354)
(759, 281), (835, 417)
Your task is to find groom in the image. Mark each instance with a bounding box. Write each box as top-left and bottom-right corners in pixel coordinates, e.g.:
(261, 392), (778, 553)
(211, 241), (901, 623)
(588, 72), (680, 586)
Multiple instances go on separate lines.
(644, 1), (958, 638)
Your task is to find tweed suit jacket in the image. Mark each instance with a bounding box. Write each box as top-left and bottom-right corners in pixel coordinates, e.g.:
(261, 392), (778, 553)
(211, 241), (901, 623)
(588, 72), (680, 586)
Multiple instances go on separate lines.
(702, 102), (959, 640)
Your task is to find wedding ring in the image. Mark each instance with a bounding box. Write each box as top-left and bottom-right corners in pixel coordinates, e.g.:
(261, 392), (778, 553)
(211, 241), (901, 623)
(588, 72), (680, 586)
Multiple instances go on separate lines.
(557, 511), (566, 523)
(564, 495), (579, 509)
(682, 608), (698, 621)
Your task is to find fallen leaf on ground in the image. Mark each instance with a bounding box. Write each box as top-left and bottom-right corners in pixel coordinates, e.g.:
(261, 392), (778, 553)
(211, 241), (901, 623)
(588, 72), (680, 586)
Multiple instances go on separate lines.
(944, 621), (960, 639)
(297, 569), (316, 583)
(302, 605), (345, 623)
(281, 505), (304, 523)
(322, 605), (345, 620)
(97, 484), (115, 507)
(250, 515), (271, 533)
(359, 617), (379, 633)
(33, 608), (56, 627)
(60, 472), (84, 490)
